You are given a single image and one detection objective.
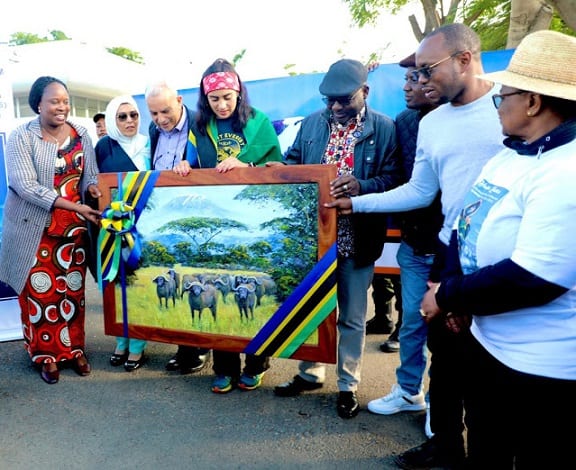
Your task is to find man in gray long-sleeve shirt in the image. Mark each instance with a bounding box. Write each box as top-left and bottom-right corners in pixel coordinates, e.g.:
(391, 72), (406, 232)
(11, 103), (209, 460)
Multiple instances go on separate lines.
(327, 23), (504, 469)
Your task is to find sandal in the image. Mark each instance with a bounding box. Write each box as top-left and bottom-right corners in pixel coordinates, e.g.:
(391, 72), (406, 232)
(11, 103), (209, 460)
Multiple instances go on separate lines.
(74, 354), (91, 376)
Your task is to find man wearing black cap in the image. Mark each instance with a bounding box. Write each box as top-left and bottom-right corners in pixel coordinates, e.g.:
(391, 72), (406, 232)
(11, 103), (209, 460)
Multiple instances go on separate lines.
(93, 112), (107, 140)
(273, 58), (402, 419)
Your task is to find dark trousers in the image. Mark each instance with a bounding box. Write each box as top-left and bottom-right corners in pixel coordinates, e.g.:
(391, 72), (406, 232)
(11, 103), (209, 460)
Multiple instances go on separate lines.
(426, 318), (469, 454)
(425, 240), (467, 454)
(212, 350), (270, 378)
(176, 345), (209, 364)
(465, 335), (575, 469)
(371, 273), (403, 327)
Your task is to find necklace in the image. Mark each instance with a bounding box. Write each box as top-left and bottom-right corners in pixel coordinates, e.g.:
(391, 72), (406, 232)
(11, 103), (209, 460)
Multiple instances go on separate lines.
(41, 124), (65, 146)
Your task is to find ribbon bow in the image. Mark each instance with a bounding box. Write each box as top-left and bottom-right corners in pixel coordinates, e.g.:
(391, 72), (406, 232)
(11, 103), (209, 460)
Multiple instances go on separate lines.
(98, 200), (141, 285)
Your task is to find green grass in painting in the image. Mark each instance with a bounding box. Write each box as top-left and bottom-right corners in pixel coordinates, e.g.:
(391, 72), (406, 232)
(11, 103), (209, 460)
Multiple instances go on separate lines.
(114, 265), (318, 343)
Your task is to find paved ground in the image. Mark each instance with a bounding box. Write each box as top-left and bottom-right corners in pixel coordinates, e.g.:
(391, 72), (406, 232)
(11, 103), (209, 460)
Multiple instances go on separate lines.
(0, 280), (431, 470)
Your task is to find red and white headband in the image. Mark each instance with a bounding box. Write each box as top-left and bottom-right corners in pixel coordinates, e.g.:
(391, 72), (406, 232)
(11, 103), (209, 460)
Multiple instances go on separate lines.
(202, 72), (240, 94)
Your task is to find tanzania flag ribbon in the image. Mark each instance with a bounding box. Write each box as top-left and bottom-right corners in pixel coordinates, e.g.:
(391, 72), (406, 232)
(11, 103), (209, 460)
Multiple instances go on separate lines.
(244, 243), (337, 359)
(186, 129), (199, 168)
(97, 171), (159, 290)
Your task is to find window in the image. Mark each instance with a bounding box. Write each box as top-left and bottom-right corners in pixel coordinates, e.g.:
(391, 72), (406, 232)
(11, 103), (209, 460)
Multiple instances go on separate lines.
(12, 94), (108, 119)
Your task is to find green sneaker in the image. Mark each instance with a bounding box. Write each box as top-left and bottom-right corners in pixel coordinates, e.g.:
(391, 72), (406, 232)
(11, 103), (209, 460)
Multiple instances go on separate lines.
(238, 372), (264, 391)
(211, 375), (234, 394)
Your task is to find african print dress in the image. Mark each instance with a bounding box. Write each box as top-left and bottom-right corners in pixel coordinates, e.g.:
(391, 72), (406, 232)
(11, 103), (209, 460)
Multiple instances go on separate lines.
(19, 128), (90, 365)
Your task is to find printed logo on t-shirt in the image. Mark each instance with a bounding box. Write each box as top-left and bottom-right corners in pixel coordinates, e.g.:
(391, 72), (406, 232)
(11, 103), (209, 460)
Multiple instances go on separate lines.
(459, 179), (508, 274)
(217, 133), (244, 162)
(216, 118), (246, 163)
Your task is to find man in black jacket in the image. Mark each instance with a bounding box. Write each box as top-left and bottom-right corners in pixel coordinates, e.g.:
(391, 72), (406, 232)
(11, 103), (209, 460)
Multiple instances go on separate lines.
(273, 59), (402, 419)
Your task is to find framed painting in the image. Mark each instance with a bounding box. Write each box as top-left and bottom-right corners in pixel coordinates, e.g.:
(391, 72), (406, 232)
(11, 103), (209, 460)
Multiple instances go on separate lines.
(98, 164), (338, 363)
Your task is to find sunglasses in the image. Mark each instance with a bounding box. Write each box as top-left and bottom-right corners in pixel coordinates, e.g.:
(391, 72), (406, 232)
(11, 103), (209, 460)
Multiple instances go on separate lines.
(322, 88), (361, 107)
(410, 51), (463, 82)
(492, 91), (526, 109)
(117, 111), (139, 122)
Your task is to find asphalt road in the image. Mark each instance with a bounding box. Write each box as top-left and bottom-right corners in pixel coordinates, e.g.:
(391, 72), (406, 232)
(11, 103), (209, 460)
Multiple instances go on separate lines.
(0, 279), (430, 470)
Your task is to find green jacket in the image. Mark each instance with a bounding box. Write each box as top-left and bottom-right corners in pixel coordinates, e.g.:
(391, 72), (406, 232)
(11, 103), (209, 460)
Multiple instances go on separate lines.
(192, 108), (282, 168)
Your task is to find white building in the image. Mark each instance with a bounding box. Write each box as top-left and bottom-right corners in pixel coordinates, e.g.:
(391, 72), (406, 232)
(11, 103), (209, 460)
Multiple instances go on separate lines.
(7, 39), (149, 142)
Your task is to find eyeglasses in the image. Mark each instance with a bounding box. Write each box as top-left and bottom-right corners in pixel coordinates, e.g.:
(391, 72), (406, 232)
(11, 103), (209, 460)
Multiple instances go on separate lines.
(322, 88), (361, 107)
(491, 91), (526, 109)
(410, 51), (463, 82)
(117, 111), (139, 121)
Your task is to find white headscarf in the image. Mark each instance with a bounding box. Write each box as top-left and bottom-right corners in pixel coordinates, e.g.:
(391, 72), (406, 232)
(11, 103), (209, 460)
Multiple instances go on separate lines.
(104, 95), (150, 171)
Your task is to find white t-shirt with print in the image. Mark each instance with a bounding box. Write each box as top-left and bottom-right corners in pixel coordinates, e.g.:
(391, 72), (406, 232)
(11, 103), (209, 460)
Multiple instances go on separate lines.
(458, 140), (576, 380)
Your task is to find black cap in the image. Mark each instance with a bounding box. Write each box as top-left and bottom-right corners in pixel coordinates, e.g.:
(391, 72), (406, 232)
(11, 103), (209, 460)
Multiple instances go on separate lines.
(399, 53), (416, 68)
(319, 59), (368, 96)
(93, 112), (105, 123)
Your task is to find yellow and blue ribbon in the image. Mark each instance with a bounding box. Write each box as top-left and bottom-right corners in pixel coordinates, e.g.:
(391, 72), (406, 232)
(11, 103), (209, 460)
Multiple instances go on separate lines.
(97, 171), (159, 290)
(186, 129), (199, 167)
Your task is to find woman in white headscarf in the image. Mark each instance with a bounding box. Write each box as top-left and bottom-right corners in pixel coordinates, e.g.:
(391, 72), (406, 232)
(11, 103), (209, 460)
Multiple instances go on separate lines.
(95, 95), (150, 371)
(96, 95), (150, 172)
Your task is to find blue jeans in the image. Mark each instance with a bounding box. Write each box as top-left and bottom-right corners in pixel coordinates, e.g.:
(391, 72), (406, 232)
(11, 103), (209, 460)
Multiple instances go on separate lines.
(298, 257), (374, 392)
(395, 241), (434, 396)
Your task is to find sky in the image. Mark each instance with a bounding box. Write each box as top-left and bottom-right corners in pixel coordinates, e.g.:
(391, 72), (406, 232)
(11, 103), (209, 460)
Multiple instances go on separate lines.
(2, 0), (421, 83)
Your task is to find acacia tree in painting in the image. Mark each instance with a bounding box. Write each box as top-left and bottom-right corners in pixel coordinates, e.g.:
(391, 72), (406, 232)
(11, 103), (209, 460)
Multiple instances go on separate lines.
(156, 217), (249, 265)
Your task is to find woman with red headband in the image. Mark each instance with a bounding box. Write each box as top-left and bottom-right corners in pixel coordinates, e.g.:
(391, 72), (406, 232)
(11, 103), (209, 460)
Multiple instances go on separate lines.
(174, 58), (282, 393)
(175, 58), (282, 172)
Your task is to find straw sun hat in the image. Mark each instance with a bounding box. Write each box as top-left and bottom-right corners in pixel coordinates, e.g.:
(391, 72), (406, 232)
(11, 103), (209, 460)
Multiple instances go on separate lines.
(479, 30), (576, 102)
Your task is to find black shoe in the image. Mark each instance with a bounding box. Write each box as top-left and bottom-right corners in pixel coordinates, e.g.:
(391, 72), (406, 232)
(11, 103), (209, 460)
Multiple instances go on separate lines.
(165, 354), (181, 371)
(124, 355), (145, 372)
(394, 437), (466, 470)
(380, 329), (400, 353)
(110, 352), (129, 367)
(365, 317), (394, 335)
(179, 353), (208, 375)
(337, 391), (360, 419)
(274, 375), (323, 397)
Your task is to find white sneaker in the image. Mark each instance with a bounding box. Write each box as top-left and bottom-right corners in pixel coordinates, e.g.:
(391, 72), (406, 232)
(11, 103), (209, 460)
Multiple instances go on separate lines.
(425, 402), (434, 438)
(367, 384), (426, 415)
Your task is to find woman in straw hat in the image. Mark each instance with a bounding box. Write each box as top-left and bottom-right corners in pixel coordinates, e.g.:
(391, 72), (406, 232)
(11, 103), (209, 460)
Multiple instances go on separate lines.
(419, 30), (576, 469)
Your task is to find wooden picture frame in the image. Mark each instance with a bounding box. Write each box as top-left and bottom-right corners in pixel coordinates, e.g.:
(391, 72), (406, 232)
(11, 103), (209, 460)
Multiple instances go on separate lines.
(98, 164), (338, 363)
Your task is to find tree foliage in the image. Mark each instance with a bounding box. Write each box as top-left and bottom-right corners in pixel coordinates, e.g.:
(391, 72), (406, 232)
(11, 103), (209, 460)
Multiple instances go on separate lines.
(158, 217), (249, 250)
(9, 31), (144, 63)
(234, 184), (319, 298)
(140, 241), (176, 267)
(342, 0), (575, 51)
(106, 46), (145, 64)
(9, 30), (70, 45)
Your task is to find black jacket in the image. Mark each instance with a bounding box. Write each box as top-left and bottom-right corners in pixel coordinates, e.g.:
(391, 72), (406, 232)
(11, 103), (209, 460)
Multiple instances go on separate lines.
(395, 108), (444, 256)
(284, 106), (402, 267)
(94, 136), (139, 173)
